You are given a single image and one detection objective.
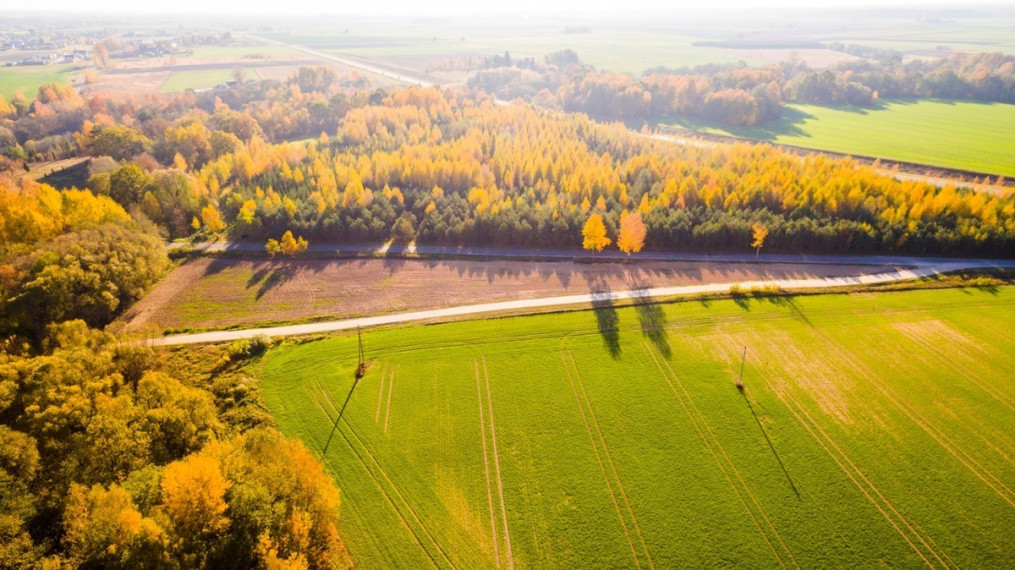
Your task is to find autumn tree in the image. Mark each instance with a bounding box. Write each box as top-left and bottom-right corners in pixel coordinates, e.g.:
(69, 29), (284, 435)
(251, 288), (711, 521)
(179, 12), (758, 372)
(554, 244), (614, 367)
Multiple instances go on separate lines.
(617, 211), (647, 255)
(751, 222), (769, 258)
(266, 231), (309, 257)
(582, 213), (611, 253)
(91, 42), (109, 69)
(200, 204), (226, 233)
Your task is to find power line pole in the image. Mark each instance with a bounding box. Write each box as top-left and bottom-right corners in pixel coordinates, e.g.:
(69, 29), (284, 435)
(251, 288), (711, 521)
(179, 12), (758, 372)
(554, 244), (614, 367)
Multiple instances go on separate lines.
(356, 326), (366, 379)
(737, 345), (747, 391)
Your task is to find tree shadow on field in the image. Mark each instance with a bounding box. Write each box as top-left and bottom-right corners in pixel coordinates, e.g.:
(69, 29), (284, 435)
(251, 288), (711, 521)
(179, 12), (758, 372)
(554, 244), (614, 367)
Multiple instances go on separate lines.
(590, 282), (621, 359)
(254, 265), (298, 300)
(627, 271), (671, 358)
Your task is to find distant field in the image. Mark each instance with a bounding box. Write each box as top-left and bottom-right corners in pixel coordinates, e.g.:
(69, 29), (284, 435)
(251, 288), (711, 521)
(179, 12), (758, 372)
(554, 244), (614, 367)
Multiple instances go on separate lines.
(159, 68), (254, 93)
(258, 286), (1015, 568)
(190, 45), (303, 59)
(655, 99), (1015, 178)
(0, 63), (81, 99)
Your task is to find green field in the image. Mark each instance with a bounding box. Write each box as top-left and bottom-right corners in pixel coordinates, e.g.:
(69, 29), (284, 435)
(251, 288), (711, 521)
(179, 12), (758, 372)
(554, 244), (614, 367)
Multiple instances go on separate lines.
(258, 286), (1015, 568)
(655, 99), (1015, 178)
(160, 68), (255, 93)
(0, 63), (81, 100)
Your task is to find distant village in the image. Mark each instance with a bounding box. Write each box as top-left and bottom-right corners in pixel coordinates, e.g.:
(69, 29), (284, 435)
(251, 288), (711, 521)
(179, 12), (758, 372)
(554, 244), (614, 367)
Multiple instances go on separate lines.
(1, 27), (232, 66)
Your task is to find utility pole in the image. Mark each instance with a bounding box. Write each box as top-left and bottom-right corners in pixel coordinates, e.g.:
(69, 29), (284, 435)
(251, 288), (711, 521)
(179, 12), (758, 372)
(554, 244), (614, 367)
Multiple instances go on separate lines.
(737, 345), (747, 390)
(356, 326), (366, 379)
(322, 328), (367, 457)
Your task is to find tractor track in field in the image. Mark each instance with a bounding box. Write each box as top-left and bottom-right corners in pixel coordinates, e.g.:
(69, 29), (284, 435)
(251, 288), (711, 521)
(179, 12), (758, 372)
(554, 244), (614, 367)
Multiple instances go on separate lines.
(385, 365), (398, 433)
(893, 327), (1015, 415)
(642, 343), (797, 569)
(311, 387), (458, 569)
(307, 389), (443, 568)
(375, 363), (389, 423)
(559, 351), (645, 569)
(565, 350), (655, 569)
(474, 359), (502, 567)
(816, 330), (1015, 509)
(748, 362), (955, 569)
(480, 357), (515, 570)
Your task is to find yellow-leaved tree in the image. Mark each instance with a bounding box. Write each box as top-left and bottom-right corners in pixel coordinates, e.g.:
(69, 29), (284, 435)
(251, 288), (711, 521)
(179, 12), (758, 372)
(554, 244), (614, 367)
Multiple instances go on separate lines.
(161, 453), (231, 539)
(582, 213), (611, 253)
(751, 222), (769, 258)
(266, 231), (309, 257)
(617, 211), (646, 255)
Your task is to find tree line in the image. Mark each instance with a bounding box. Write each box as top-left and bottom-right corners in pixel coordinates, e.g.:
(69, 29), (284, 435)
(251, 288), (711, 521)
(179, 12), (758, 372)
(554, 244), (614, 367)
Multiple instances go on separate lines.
(468, 49), (1015, 126)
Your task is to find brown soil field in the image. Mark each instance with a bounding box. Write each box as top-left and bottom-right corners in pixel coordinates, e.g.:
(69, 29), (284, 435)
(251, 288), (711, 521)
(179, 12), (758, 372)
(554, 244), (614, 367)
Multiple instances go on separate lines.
(120, 257), (893, 333)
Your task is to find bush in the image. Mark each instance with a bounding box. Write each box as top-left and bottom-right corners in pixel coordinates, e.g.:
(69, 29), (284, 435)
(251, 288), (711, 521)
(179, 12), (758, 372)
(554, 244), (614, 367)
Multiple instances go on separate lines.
(226, 335), (273, 360)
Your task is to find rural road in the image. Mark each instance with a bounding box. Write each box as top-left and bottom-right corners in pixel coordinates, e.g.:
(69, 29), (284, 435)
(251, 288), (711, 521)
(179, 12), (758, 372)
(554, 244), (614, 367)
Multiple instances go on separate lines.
(246, 34), (438, 87)
(153, 256), (1014, 346)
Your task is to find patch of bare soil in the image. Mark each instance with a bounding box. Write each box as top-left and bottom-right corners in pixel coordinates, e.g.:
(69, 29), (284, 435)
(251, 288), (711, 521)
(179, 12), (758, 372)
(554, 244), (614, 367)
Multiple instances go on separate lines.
(121, 257), (893, 332)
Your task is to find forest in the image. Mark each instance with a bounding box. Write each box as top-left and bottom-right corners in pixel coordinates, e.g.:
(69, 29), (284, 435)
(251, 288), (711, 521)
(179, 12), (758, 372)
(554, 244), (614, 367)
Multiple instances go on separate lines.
(2, 78), (1013, 260)
(0, 174), (351, 567)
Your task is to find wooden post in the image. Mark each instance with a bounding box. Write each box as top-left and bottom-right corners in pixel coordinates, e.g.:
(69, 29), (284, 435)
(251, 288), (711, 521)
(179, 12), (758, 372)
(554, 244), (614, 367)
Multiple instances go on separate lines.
(737, 345), (747, 390)
(356, 327), (366, 379)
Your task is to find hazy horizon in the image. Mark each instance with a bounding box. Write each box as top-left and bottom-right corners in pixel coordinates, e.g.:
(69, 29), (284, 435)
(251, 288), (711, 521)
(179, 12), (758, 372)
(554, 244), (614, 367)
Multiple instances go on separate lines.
(6, 0), (1013, 18)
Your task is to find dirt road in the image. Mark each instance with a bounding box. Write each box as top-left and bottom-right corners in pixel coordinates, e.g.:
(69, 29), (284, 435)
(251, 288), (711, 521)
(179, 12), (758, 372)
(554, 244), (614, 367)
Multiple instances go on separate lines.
(152, 259), (1009, 346)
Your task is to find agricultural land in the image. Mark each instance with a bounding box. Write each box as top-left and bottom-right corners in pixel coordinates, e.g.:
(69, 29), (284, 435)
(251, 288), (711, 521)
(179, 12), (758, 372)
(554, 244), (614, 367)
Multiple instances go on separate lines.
(255, 285), (1015, 568)
(652, 99), (1015, 179)
(120, 257), (890, 333)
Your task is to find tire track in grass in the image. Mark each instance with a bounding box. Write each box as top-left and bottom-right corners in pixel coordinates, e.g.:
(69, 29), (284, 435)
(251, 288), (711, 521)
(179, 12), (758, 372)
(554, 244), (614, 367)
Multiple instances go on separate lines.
(314, 387), (459, 568)
(385, 364), (397, 433)
(375, 362), (389, 423)
(641, 343), (794, 570)
(308, 388), (444, 569)
(339, 415), (460, 569)
(817, 330), (1015, 509)
(893, 326), (1015, 414)
(746, 360), (953, 569)
(559, 351), (644, 569)
(474, 358), (502, 566)
(481, 356), (516, 570)
(566, 350), (655, 569)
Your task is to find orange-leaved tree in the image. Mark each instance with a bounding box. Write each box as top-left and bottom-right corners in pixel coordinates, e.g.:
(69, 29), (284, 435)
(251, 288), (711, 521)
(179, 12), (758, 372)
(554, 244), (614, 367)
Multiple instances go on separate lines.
(617, 211), (646, 255)
(582, 213), (611, 253)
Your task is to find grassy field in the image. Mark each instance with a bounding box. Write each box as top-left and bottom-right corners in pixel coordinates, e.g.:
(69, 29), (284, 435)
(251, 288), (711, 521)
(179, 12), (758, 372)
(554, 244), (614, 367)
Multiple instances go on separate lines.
(159, 68), (255, 93)
(654, 99), (1015, 178)
(257, 286), (1015, 568)
(0, 63), (82, 100)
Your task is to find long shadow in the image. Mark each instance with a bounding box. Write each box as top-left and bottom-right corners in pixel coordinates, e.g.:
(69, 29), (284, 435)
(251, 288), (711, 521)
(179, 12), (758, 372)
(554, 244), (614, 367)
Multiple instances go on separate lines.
(741, 388), (801, 500)
(628, 271), (672, 358)
(590, 282), (621, 359)
(255, 265), (299, 300)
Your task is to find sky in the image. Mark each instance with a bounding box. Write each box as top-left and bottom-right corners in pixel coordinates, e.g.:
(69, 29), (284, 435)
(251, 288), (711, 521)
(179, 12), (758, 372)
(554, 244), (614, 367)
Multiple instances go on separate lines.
(14, 0), (1010, 17)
